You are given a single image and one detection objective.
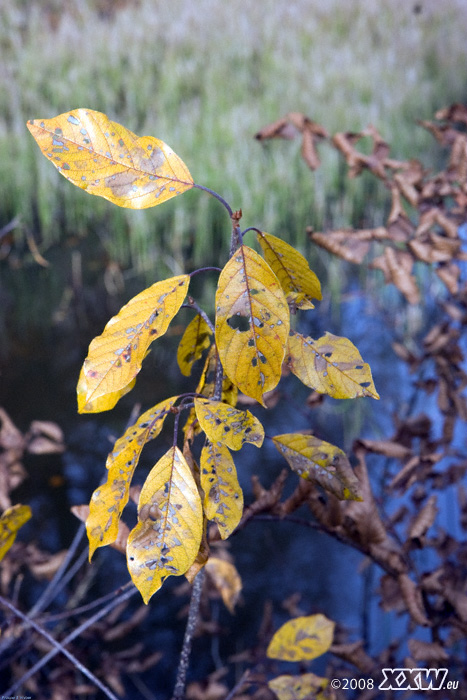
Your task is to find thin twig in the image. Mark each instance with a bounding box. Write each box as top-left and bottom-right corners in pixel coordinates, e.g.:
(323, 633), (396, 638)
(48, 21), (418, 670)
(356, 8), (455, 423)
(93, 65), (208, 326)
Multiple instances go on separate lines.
(171, 569), (206, 700)
(4, 583), (137, 696)
(184, 296), (216, 334)
(0, 596), (120, 700)
(192, 184), (233, 217)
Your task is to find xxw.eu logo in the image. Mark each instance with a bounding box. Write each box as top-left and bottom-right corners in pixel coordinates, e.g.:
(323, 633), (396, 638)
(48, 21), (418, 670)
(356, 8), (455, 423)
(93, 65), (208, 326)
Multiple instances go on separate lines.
(379, 668), (451, 691)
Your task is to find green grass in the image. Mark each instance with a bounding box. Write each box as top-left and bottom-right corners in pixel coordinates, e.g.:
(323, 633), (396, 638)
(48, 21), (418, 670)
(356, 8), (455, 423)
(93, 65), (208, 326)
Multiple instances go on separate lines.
(1, 0), (467, 323)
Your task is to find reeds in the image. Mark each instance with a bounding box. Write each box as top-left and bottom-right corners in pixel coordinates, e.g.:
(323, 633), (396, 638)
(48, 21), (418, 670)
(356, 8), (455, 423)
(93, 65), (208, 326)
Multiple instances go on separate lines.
(1, 0), (466, 273)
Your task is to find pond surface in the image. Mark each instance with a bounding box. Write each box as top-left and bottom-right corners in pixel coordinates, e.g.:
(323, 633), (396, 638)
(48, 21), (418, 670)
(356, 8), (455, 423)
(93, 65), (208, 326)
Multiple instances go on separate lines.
(1, 260), (464, 697)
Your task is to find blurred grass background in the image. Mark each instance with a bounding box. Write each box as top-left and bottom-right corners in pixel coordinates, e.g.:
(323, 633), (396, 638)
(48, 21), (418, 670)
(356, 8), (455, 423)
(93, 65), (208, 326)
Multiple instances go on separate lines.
(1, 0), (466, 352)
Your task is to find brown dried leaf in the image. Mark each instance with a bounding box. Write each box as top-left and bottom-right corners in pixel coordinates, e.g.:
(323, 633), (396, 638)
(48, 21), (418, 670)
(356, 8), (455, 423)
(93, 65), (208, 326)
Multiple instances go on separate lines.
(398, 573), (430, 626)
(408, 495), (438, 540)
(370, 247), (420, 304)
(408, 639), (449, 662)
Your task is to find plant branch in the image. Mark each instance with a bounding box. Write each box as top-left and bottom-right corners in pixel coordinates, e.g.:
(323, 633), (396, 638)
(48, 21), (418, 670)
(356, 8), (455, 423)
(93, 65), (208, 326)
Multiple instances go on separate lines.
(4, 583), (137, 697)
(184, 296), (216, 334)
(171, 569), (206, 700)
(193, 183), (233, 217)
(0, 595), (120, 700)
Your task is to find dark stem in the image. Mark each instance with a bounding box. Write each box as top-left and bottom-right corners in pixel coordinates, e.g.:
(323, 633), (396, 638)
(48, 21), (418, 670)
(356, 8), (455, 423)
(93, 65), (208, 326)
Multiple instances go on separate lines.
(193, 183), (233, 217)
(171, 569), (206, 700)
(0, 596), (120, 700)
(4, 583), (137, 697)
(183, 296), (216, 334)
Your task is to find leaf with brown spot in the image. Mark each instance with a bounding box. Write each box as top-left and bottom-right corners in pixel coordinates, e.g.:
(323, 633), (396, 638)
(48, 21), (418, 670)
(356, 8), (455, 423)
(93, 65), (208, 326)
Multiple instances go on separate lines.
(273, 432), (362, 501)
(267, 614), (335, 661)
(78, 275), (189, 412)
(205, 556), (242, 613)
(257, 232), (322, 310)
(85, 396), (178, 558)
(268, 673), (329, 700)
(27, 109), (193, 209)
(194, 398), (264, 451)
(176, 313), (212, 376)
(215, 245), (290, 405)
(287, 330), (379, 399)
(0, 505), (32, 561)
(200, 441), (243, 538)
(127, 446), (203, 604)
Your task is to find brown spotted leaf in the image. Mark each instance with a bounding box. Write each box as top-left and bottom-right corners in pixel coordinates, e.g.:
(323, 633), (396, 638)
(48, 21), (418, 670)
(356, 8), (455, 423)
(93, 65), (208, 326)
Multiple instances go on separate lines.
(215, 245), (290, 406)
(200, 441), (243, 538)
(127, 446), (203, 603)
(287, 330), (379, 399)
(257, 232), (322, 310)
(205, 556), (242, 613)
(194, 398), (264, 451)
(0, 505), (32, 561)
(86, 396), (178, 558)
(78, 275), (189, 412)
(27, 109), (193, 209)
(273, 432), (362, 501)
(268, 673), (329, 700)
(267, 614), (335, 661)
(176, 314), (212, 376)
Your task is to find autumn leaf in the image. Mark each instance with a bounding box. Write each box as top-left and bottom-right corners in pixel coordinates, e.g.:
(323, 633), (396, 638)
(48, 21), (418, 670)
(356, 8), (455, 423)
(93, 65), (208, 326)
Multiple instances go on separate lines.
(200, 441), (243, 538)
(183, 346), (238, 440)
(194, 398), (264, 450)
(205, 556), (242, 613)
(27, 109), (194, 209)
(86, 396), (178, 558)
(215, 245), (290, 405)
(257, 232), (322, 310)
(268, 673), (329, 700)
(0, 505), (32, 561)
(127, 446), (203, 603)
(77, 366), (136, 413)
(78, 275), (189, 412)
(267, 614), (335, 661)
(287, 330), (379, 399)
(273, 433), (363, 501)
(176, 313), (212, 376)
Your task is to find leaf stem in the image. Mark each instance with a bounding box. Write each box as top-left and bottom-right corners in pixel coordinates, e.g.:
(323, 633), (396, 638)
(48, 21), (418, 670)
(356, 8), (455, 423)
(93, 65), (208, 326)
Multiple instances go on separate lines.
(184, 296), (215, 334)
(171, 569), (206, 700)
(193, 183), (233, 217)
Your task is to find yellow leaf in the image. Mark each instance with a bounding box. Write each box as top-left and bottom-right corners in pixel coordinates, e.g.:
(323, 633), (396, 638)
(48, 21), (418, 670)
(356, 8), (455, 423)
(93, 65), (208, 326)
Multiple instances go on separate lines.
(127, 446), (203, 603)
(194, 398), (264, 450)
(257, 232), (322, 310)
(273, 433), (362, 501)
(287, 330), (379, 399)
(215, 245), (290, 406)
(205, 556), (242, 613)
(268, 673), (329, 700)
(200, 441), (243, 538)
(86, 396), (178, 558)
(0, 505), (32, 561)
(183, 346), (238, 440)
(78, 275), (189, 412)
(185, 515), (210, 583)
(177, 314), (212, 376)
(27, 109), (194, 209)
(77, 366), (136, 413)
(267, 614), (335, 661)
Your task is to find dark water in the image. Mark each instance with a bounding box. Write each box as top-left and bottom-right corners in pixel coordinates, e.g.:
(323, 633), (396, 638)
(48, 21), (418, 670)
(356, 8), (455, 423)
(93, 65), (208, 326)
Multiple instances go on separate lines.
(1, 259), (465, 697)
